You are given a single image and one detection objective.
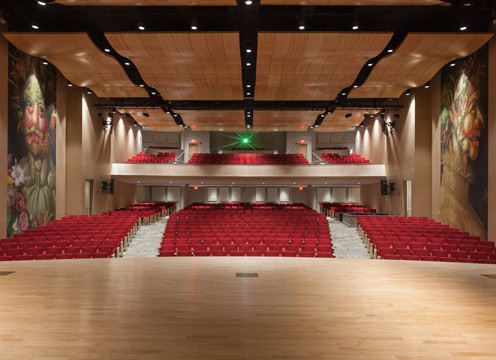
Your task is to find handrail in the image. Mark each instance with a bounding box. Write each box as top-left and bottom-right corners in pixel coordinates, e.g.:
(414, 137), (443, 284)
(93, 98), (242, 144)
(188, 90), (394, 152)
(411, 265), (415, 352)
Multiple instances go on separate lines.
(173, 151), (185, 164)
(311, 151), (326, 164)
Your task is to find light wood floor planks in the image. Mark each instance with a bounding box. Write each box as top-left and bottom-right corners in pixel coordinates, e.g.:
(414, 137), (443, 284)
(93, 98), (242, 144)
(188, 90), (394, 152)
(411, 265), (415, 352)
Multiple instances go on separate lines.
(0, 258), (496, 359)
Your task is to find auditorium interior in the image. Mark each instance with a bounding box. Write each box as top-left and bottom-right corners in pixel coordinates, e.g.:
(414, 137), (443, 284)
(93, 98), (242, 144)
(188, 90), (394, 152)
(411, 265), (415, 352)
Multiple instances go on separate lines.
(1, 0), (496, 359)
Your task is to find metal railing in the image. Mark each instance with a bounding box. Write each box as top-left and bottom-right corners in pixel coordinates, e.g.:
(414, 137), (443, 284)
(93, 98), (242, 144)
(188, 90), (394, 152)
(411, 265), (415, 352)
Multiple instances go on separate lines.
(173, 151), (185, 164)
(311, 152), (326, 165)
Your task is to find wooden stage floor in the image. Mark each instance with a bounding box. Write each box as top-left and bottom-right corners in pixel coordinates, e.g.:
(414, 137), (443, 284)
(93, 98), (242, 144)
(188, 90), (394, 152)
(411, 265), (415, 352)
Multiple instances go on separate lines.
(1, 258), (496, 360)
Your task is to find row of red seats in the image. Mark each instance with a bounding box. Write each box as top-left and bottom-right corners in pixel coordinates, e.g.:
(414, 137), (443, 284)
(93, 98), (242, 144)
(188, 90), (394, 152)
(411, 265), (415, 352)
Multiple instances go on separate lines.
(0, 202), (175, 262)
(321, 153), (370, 164)
(320, 202), (376, 216)
(189, 153), (308, 165)
(160, 203), (332, 258)
(127, 151), (176, 164)
(358, 216), (495, 264)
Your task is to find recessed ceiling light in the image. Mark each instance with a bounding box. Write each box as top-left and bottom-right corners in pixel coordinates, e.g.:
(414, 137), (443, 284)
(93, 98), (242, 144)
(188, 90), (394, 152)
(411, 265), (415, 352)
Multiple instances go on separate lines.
(42, 60), (49, 65)
(247, 92), (251, 95)
(341, 92), (346, 96)
(298, 25), (305, 30)
(450, 63), (455, 67)
(87, 90), (92, 95)
(387, 49), (393, 53)
(352, 25), (359, 30)
(246, 85), (251, 88)
(124, 62), (130, 66)
(32, 25), (39, 30)
(353, 85), (358, 88)
(460, 26), (467, 31)
(68, 82), (73, 87)
(139, 84), (144, 87)
(245, 0), (252, 4)
(138, 25), (145, 31)
(151, 91), (156, 95)
(191, 25), (198, 30)
(367, 63), (373, 67)
(104, 48), (110, 53)
(37, 1), (47, 5)
(246, 49), (252, 53)
(166, 110), (170, 114)
(173, 114), (178, 117)
(424, 82), (430, 89)
(246, 62), (251, 66)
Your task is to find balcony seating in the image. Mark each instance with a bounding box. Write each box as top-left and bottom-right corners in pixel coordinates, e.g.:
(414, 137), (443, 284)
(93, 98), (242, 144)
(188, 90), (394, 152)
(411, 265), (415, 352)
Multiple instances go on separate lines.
(320, 153), (370, 164)
(358, 216), (496, 264)
(188, 153), (308, 165)
(320, 203), (376, 217)
(127, 152), (176, 164)
(0, 202), (176, 262)
(159, 203), (332, 258)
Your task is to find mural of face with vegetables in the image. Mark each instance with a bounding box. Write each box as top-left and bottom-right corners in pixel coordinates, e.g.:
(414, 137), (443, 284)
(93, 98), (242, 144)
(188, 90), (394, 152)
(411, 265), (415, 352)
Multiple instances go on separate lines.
(7, 45), (57, 237)
(440, 45), (488, 239)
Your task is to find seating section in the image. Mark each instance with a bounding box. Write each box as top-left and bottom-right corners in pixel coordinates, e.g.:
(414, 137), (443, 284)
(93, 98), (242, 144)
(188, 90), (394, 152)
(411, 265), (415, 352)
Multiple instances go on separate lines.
(321, 203), (376, 217)
(188, 153), (308, 165)
(0, 202), (176, 262)
(320, 153), (370, 164)
(127, 151), (176, 164)
(358, 216), (496, 264)
(159, 203), (332, 257)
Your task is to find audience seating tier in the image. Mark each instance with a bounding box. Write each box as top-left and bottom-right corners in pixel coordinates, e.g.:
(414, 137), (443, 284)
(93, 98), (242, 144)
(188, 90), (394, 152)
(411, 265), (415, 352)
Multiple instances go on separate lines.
(320, 153), (370, 164)
(159, 203), (332, 258)
(127, 151), (176, 164)
(358, 216), (495, 264)
(320, 203), (376, 217)
(0, 202), (176, 262)
(188, 153), (308, 165)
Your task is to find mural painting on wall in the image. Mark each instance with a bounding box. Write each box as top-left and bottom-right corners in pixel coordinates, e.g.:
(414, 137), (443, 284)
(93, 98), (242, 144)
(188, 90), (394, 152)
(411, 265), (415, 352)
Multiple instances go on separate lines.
(6, 45), (57, 237)
(440, 45), (488, 239)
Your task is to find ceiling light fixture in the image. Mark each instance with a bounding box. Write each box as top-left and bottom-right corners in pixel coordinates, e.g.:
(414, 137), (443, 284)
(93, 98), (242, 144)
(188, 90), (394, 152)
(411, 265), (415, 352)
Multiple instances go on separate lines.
(299, 25), (305, 30)
(68, 82), (73, 87)
(42, 60), (49, 65)
(387, 49), (393, 53)
(424, 82), (430, 89)
(139, 84), (144, 87)
(353, 85), (358, 88)
(367, 63), (373, 67)
(245, 0), (252, 4)
(138, 25), (145, 31)
(191, 25), (198, 30)
(459, 25), (467, 31)
(86, 89), (92, 95)
(246, 62), (251, 66)
(104, 48), (110, 53)
(32, 25), (39, 30)
(246, 92), (251, 95)
(450, 62), (456, 67)
(246, 49), (252, 53)
(341, 92), (346, 96)
(246, 85), (251, 88)
(405, 89), (411, 96)
(352, 25), (359, 30)
(124, 62), (130, 66)
(37, 1), (47, 5)
(151, 91), (156, 95)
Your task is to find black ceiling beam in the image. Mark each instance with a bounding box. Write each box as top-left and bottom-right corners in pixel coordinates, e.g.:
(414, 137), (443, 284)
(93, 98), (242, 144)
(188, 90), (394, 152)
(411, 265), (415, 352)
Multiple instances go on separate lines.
(1, 3), (493, 33)
(236, 0), (259, 130)
(94, 99), (402, 111)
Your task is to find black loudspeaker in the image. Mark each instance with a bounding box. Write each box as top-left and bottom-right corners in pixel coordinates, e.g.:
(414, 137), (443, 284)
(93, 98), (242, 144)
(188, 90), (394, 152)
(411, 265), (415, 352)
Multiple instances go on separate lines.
(380, 179), (388, 196)
(101, 179), (115, 194)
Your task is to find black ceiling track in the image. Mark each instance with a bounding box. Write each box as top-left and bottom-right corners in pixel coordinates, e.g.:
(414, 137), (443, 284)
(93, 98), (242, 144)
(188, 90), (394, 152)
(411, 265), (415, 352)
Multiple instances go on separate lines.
(94, 99), (402, 111)
(87, 32), (187, 128)
(310, 30), (408, 129)
(1, 2), (493, 33)
(236, 0), (259, 130)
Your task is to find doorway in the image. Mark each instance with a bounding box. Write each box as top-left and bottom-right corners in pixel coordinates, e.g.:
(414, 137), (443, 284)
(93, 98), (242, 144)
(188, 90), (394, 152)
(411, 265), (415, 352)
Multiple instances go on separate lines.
(403, 180), (412, 217)
(188, 143), (200, 162)
(296, 144), (307, 159)
(85, 179), (94, 215)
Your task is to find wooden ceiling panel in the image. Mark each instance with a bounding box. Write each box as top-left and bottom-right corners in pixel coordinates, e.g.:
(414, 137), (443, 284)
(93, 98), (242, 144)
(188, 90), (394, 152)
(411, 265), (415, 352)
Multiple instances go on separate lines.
(3, 33), (148, 98)
(315, 109), (378, 132)
(55, 0), (236, 5)
(106, 32), (244, 100)
(180, 110), (245, 131)
(118, 109), (182, 132)
(256, 32), (393, 100)
(350, 33), (493, 99)
(254, 110), (321, 131)
(261, 0), (445, 4)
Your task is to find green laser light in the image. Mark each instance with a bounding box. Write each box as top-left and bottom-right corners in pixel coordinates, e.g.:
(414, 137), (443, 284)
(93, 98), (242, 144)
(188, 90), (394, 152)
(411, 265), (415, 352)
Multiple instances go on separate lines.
(242, 137), (249, 144)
